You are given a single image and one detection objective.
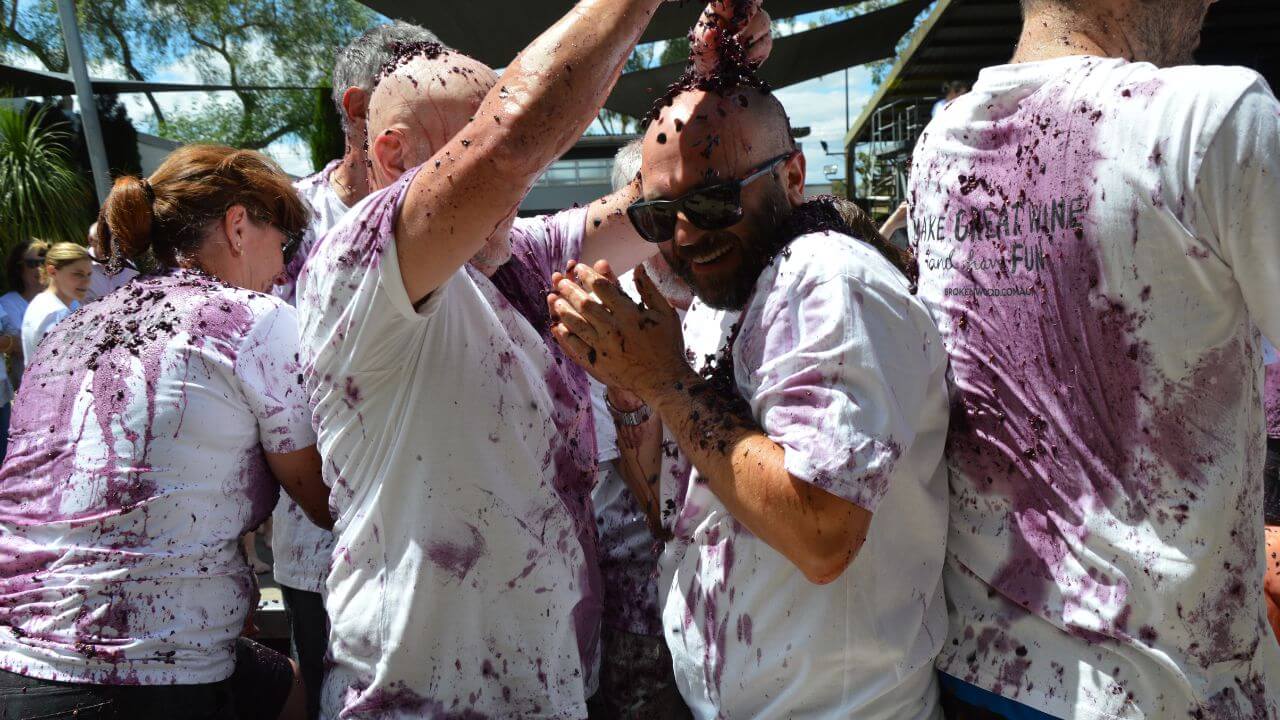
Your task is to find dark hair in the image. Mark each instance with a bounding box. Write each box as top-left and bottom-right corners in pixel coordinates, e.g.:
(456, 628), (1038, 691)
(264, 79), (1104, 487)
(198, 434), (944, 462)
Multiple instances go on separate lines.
(96, 144), (307, 270)
(331, 21), (446, 134)
(5, 239), (48, 294)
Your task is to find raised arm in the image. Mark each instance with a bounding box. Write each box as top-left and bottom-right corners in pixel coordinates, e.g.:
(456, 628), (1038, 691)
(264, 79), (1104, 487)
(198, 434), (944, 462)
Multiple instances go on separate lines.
(396, 0), (666, 303)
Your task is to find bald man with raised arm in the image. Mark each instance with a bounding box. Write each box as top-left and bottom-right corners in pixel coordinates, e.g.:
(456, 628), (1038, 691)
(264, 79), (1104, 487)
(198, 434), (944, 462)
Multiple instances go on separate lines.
(550, 83), (950, 719)
(294, 2), (770, 718)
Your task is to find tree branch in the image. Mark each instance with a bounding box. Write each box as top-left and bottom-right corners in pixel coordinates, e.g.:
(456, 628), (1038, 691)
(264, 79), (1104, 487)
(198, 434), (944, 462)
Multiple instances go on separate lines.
(245, 119), (300, 150)
(0, 24), (66, 72)
(96, 12), (167, 127)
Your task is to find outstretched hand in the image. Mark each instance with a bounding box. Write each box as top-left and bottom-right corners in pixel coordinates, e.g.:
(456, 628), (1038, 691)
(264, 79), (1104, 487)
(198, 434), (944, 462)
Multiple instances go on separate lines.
(690, 0), (773, 77)
(547, 260), (689, 398)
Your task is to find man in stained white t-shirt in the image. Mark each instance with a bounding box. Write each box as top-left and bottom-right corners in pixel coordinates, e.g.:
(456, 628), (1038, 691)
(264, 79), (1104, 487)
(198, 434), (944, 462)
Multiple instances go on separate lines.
(549, 83), (950, 719)
(268, 21), (441, 720)
(295, 3), (771, 718)
(908, 0), (1280, 717)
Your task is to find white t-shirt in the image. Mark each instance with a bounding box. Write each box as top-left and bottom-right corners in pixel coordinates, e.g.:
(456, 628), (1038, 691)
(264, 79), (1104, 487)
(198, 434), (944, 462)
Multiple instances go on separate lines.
(661, 232), (950, 720)
(274, 159), (348, 306)
(0, 294), (21, 406)
(909, 56), (1280, 719)
(0, 270), (314, 684)
(298, 166), (601, 720)
(271, 159), (349, 594)
(21, 291), (78, 367)
(85, 248), (138, 304)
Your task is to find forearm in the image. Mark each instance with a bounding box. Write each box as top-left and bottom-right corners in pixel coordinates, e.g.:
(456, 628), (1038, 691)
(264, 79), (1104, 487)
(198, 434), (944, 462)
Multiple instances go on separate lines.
(399, 0), (663, 287)
(266, 446), (333, 531)
(643, 368), (870, 583)
(581, 178), (655, 273)
(611, 405), (667, 538)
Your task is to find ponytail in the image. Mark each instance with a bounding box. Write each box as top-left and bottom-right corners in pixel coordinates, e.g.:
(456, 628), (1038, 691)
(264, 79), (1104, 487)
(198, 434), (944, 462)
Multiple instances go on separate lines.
(96, 175), (155, 272)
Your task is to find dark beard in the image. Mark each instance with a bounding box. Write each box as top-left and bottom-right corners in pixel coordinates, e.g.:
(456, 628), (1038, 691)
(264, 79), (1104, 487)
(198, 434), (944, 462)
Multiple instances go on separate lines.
(672, 181), (791, 311)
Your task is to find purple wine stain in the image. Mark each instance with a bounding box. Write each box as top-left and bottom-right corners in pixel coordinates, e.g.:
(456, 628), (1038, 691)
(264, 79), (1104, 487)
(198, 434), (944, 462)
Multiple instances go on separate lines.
(489, 212), (603, 685)
(427, 523), (488, 582)
(0, 268), (286, 680)
(935, 76), (1256, 662)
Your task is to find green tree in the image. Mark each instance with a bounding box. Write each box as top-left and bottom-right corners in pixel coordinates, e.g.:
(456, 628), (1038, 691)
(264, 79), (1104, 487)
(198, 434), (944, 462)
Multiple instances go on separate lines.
(1, 0), (373, 149)
(0, 104), (92, 251)
(307, 86), (344, 173)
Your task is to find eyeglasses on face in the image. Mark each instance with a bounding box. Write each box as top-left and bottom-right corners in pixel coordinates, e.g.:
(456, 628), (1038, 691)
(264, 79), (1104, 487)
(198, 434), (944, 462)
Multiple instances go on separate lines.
(626, 150), (798, 243)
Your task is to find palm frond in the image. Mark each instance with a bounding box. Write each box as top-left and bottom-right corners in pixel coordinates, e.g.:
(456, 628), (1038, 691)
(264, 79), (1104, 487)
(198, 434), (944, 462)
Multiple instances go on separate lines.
(0, 104), (93, 255)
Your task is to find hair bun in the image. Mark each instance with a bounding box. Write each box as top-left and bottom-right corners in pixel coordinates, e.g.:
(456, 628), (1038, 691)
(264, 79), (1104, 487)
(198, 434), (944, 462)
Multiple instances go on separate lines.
(97, 175), (155, 263)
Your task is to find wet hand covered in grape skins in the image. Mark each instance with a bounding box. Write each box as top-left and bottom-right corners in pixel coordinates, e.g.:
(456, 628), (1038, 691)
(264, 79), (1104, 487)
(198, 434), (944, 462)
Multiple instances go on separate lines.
(690, 0), (773, 76)
(547, 260), (692, 398)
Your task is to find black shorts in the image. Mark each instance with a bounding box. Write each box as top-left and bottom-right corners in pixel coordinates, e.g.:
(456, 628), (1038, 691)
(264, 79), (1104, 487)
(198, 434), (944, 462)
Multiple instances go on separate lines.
(0, 638), (293, 720)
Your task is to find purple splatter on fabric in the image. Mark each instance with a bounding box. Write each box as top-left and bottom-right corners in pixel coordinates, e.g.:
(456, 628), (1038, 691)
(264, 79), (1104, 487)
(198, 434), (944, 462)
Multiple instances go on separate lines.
(489, 210), (602, 685)
(428, 523), (487, 582)
(0, 269), (304, 685)
(920, 67), (1266, 705)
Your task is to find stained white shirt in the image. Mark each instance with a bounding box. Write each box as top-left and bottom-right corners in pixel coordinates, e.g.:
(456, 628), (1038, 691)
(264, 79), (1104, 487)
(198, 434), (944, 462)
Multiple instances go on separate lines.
(298, 166), (601, 720)
(0, 270), (314, 684)
(271, 159), (349, 594)
(21, 291), (78, 367)
(662, 232), (950, 719)
(909, 56), (1280, 718)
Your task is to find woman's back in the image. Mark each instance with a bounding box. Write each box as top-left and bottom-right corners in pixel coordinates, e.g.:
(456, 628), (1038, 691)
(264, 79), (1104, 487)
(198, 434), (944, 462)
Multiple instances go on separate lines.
(0, 269), (312, 685)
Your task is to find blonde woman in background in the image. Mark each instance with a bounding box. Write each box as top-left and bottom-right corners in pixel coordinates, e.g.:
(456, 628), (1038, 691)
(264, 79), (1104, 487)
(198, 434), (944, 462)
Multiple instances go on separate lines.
(20, 242), (91, 366)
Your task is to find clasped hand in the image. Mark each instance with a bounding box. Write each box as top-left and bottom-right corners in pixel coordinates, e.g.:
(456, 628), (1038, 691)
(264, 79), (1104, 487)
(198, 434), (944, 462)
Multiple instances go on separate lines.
(546, 260), (689, 399)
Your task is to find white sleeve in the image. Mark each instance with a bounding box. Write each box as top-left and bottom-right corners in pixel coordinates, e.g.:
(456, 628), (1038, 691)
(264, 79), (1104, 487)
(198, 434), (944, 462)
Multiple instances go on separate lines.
(300, 169), (435, 376)
(1198, 80), (1280, 344)
(751, 273), (921, 513)
(236, 302), (317, 454)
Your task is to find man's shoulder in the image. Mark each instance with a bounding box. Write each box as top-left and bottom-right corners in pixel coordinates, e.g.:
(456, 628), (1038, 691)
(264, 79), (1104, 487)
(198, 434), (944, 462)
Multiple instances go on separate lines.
(293, 159), (340, 196)
(768, 231), (908, 295)
(311, 173), (415, 269)
(1082, 62), (1269, 140)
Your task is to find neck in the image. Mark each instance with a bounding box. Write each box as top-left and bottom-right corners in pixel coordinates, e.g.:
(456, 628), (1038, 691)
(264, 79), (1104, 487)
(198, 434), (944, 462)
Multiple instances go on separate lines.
(329, 137), (370, 207)
(50, 286), (74, 307)
(1011, 3), (1146, 64)
(21, 287), (39, 301)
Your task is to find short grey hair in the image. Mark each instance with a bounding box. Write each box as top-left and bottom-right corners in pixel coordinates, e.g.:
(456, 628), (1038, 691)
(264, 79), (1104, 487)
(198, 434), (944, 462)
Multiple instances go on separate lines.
(332, 21), (446, 134)
(611, 139), (643, 192)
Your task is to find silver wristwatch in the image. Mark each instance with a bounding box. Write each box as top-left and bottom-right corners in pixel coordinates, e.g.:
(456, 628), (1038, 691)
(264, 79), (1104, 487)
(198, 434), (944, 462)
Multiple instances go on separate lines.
(605, 393), (651, 427)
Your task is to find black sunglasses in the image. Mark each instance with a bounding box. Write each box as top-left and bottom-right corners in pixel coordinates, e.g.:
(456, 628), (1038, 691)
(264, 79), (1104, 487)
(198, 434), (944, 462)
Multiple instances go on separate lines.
(22, 257), (44, 269)
(627, 151), (797, 243)
(281, 229), (303, 265)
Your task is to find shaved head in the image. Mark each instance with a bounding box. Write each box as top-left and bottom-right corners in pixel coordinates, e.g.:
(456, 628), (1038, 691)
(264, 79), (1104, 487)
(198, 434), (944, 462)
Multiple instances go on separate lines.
(367, 50), (498, 191)
(642, 86), (794, 201)
(367, 47), (513, 274)
(638, 85), (805, 310)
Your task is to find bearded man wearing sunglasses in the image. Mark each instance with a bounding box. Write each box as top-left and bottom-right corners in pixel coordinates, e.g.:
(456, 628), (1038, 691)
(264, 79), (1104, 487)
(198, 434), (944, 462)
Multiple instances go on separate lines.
(549, 82), (951, 718)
